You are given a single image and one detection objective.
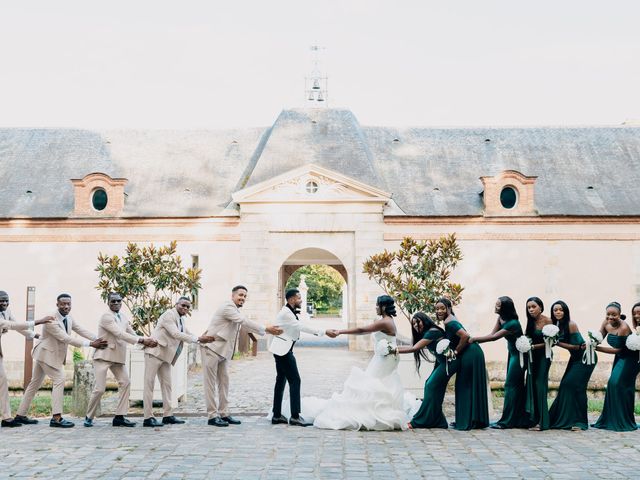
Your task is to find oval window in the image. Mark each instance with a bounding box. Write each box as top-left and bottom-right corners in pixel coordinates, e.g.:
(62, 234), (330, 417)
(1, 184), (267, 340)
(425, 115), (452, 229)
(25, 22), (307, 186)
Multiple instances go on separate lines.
(305, 181), (319, 194)
(92, 188), (108, 211)
(500, 186), (518, 209)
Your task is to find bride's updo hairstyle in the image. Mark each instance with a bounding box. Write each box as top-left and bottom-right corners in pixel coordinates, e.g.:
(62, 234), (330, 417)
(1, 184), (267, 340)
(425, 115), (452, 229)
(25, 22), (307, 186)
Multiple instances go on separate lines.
(376, 295), (397, 317)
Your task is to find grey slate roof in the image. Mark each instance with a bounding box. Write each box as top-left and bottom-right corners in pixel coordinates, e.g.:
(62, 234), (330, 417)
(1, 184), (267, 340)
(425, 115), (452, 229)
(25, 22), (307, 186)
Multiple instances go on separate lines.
(0, 108), (639, 218)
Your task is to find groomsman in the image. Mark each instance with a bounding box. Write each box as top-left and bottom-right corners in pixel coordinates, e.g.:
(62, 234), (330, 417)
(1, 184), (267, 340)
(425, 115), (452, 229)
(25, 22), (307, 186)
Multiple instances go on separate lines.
(84, 292), (158, 427)
(15, 293), (107, 428)
(142, 297), (215, 427)
(202, 285), (283, 427)
(271, 288), (336, 427)
(0, 291), (54, 428)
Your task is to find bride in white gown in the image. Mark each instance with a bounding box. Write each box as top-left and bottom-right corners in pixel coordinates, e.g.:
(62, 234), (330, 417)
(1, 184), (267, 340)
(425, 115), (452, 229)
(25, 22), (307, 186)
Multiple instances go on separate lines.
(298, 295), (419, 431)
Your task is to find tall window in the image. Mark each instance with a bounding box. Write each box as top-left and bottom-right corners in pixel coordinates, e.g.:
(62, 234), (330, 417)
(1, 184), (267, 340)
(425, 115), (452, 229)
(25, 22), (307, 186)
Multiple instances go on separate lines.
(191, 254), (199, 310)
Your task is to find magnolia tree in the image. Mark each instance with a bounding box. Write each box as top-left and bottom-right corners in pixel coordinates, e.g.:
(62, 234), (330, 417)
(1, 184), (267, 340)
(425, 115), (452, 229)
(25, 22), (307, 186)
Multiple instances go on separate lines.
(362, 234), (464, 323)
(95, 241), (201, 336)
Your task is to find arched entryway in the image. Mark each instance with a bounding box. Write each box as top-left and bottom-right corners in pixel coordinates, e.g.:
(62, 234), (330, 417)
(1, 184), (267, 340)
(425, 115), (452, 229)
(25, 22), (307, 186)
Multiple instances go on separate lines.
(277, 247), (350, 347)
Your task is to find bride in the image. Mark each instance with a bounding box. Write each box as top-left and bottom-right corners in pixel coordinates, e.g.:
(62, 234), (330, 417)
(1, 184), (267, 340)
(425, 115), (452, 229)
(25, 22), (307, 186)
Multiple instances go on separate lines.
(300, 295), (418, 430)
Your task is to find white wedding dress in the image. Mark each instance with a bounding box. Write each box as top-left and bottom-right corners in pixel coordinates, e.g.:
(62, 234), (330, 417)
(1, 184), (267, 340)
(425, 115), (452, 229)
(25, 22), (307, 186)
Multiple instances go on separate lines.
(297, 332), (419, 431)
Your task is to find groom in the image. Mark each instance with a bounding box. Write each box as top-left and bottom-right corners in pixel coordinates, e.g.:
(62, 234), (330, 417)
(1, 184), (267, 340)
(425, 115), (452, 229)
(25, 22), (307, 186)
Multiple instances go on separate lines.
(270, 288), (336, 427)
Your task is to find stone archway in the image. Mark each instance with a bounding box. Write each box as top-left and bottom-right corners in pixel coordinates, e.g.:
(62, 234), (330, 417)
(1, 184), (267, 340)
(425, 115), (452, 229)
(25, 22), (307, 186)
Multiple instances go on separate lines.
(278, 248), (349, 328)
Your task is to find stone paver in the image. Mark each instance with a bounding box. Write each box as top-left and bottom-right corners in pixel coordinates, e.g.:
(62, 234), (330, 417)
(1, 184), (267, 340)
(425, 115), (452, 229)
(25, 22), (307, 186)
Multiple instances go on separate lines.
(4, 344), (640, 479)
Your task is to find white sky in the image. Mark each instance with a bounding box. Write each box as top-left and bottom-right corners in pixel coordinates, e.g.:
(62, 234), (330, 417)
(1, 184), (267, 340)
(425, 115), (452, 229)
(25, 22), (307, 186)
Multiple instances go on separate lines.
(1, 0), (638, 128)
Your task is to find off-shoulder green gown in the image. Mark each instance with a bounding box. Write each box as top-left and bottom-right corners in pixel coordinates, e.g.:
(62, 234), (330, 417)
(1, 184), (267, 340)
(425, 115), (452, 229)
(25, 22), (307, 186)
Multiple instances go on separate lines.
(549, 332), (595, 430)
(410, 328), (452, 429)
(592, 334), (639, 432)
(525, 329), (551, 430)
(494, 319), (530, 428)
(446, 320), (489, 430)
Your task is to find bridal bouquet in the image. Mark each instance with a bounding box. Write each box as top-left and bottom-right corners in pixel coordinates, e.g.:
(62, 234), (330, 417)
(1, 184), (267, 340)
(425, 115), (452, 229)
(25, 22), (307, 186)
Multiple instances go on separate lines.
(435, 339), (456, 374)
(515, 335), (533, 368)
(541, 324), (560, 359)
(582, 330), (603, 366)
(625, 329), (640, 355)
(375, 339), (397, 357)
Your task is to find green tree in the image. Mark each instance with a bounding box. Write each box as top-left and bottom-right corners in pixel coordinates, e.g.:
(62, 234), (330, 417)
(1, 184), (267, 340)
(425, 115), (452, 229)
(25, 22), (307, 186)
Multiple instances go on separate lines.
(362, 234), (464, 322)
(95, 241), (202, 336)
(285, 265), (345, 312)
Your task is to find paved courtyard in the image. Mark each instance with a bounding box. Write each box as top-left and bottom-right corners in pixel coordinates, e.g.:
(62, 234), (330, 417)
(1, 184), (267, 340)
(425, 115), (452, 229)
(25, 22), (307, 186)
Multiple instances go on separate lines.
(2, 344), (640, 479)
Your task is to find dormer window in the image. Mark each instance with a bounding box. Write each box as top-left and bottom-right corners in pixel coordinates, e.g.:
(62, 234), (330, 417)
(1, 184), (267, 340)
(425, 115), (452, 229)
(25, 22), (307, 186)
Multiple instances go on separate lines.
(71, 173), (127, 217)
(480, 170), (537, 216)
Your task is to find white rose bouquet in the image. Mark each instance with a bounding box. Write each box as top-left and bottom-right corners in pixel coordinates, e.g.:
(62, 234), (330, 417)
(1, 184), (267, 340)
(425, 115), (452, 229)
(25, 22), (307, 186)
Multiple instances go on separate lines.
(515, 335), (533, 368)
(542, 324), (560, 359)
(435, 339), (456, 374)
(625, 330), (640, 354)
(375, 339), (397, 357)
(582, 330), (603, 366)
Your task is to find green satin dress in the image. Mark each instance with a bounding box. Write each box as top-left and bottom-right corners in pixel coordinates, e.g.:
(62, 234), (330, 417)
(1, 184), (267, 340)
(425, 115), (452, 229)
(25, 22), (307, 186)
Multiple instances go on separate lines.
(493, 319), (530, 428)
(446, 319), (489, 430)
(592, 333), (640, 432)
(525, 329), (551, 430)
(549, 332), (596, 430)
(410, 328), (452, 429)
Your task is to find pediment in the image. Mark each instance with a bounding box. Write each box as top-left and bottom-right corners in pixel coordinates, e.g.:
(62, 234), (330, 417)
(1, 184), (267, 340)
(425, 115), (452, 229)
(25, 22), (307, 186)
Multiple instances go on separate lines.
(232, 164), (391, 204)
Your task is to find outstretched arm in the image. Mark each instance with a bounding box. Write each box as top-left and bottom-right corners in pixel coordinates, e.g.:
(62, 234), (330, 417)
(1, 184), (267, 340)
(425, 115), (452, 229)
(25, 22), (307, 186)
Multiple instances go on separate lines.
(470, 320), (507, 344)
(397, 338), (430, 354)
(557, 321), (582, 351)
(337, 318), (394, 336)
(455, 329), (470, 355)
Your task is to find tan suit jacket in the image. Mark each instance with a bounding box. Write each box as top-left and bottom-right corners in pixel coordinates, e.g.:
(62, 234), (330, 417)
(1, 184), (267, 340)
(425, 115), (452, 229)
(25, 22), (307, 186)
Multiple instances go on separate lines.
(0, 308), (35, 357)
(144, 308), (197, 364)
(203, 301), (265, 360)
(32, 311), (96, 368)
(93, 311), (141, 365)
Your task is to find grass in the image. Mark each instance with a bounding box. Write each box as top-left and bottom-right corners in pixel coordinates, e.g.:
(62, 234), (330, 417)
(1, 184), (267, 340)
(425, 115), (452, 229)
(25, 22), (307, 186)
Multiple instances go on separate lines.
(9, 394), (73, 417)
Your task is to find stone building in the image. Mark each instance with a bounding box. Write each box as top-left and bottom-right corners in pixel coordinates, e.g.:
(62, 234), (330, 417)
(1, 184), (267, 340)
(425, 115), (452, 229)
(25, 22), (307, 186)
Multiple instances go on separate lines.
(1, 107), (639, 381)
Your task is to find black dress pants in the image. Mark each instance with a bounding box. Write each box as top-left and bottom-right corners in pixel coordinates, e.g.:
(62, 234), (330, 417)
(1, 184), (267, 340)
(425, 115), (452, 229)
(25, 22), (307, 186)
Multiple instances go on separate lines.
(272, 349), (301, 418)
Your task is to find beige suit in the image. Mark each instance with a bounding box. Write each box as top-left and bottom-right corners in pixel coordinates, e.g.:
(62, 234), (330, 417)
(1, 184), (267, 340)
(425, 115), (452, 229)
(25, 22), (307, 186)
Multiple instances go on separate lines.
(0, 309), (34, 420)
(17, 311), (96, 417)
(201, 301), (265, 418)
(86, 311), (141, 419)
(143, 308), (197, 418)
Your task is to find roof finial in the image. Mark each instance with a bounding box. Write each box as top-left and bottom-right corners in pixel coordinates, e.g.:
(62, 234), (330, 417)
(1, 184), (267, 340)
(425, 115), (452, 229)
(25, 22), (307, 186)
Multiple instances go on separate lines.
(306, 45), (328, 106)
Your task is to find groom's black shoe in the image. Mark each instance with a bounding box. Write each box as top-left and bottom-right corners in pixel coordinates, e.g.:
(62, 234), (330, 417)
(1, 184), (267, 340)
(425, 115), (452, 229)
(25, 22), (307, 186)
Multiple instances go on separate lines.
(208, 417), (229, 427)
(221, 416), (241, 425)
(162, 416), (186, 425)
(143, 417), (164, 427)
(271, 415), (288, 425)
(289, 416), (312, 427)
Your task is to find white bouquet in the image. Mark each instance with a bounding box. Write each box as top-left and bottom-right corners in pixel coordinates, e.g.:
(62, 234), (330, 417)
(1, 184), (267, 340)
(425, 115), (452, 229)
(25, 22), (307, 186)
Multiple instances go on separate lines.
(375, 339), (397, 357)
(626, 331), (640, 352)
(435, 339), (456, 374)
(515, 335), (533, 368)
(582, 330), (603, 365)
(542, 324), (560, 359)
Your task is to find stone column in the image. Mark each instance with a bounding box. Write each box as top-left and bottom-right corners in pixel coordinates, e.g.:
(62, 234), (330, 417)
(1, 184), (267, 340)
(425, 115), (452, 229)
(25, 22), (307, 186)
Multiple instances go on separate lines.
(298, 274), (310, 321)
(72, 360), (97, 417)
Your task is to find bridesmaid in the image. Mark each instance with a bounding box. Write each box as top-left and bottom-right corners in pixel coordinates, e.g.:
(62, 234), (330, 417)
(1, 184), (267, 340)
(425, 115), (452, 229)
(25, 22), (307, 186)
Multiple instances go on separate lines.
(592, 302), (639, 432)
(437, 298), (489, 430)
(397, 312), (450, 429)
(548, 300), (596, 431)
(469, 296), (529, 429)
(524, 296), (552, 431)
(632, 302), (640, 331)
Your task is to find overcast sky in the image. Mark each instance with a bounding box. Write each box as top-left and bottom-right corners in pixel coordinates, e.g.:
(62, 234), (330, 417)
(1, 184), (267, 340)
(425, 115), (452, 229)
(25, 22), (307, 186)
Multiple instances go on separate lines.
(1, 0), (638, 128)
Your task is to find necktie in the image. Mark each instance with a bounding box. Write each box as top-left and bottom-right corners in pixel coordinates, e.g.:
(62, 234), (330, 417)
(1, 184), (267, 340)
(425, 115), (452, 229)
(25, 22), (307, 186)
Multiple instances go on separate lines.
(115, 312), (121, 325)
(172, 317), (184, 366)
(62, 317), (68, 333)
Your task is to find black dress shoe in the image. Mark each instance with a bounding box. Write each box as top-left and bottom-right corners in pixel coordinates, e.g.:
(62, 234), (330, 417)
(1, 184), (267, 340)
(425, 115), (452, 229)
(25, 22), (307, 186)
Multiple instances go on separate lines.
(143, 417), (164, 427)
(162, 416), (186, 425)
(50, 417), (75, 428)
(83, 417), (94, 427)
(1, 419), (23, 428)
(289, 416), (313, 427)
(220, 416), (241, 425)
(14, 415), (38, 425)
(449, 422), (456, 428)
(208, 417), (229, 427)
(271, 415), (288, 425)
(113, 416), (136, 427)
(490, 423), (506, 429)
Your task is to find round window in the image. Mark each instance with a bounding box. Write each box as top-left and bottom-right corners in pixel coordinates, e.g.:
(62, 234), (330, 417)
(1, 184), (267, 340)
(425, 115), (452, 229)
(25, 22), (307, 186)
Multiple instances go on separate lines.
(305, 181), (319, 194)
(92, 188), (108, 211)
(499, 186), (518, 209)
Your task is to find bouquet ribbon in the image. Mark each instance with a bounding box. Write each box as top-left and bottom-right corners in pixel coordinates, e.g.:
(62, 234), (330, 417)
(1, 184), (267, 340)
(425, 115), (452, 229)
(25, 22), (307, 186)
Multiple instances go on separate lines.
(582, 341), (597, 365)
(519, 350), (532, 369)
(544, 338), (555, 360)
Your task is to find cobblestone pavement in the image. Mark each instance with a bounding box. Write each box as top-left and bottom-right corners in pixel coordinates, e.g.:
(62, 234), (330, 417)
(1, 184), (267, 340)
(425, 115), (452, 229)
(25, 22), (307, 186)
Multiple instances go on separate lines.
(4, 346), (640, 479)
